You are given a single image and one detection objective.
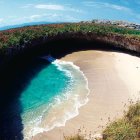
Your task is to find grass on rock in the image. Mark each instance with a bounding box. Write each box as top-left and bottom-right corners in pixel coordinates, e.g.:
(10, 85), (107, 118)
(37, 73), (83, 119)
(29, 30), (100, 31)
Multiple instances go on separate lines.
(103, 101), (140, 140)
(0, 23), (140, 49)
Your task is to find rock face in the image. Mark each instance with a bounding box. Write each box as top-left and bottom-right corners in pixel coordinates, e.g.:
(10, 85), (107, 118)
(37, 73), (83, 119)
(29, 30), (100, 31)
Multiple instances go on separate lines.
(21, 32), (140, 57)
(1, 31), (140, 64)
(0, 23), (140, 63)
(58, 32), (140, 52)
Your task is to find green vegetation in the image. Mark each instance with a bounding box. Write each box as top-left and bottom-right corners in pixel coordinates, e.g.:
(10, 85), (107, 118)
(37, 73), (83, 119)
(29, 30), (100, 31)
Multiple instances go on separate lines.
(0, 23), (140, 50)
(0, 22), (140, 139)
(64, 135), (85, 140)
(64, 102), (140, 140)
(103, 101), (140, 140)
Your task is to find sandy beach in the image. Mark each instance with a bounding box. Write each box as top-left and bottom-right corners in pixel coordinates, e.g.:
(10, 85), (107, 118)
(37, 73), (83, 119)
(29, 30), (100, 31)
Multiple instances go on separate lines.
(33, 50), (140, 140)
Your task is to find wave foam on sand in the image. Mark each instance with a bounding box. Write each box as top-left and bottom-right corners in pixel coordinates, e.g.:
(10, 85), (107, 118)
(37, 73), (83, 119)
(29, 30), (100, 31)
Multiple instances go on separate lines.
(23, 59), (90, 140)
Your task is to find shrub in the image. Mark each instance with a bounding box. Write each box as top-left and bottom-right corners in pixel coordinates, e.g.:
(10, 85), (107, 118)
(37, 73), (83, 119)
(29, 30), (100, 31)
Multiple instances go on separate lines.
(103, 102), (140, 140)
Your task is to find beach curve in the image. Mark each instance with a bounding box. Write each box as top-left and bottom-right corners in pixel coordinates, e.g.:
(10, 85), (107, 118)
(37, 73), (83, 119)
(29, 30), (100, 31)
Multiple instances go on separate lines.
(22, 58), (90, 140)
(33, 50), (140, 140)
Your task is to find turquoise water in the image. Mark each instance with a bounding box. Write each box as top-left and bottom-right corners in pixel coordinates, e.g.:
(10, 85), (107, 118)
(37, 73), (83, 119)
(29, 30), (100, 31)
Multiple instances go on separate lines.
(20, 63), (70, 113)
(20, 59), (89, 139)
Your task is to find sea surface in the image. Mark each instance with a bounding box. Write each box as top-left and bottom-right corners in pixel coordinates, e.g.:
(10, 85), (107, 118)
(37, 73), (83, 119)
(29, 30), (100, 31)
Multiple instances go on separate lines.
(20, 59), (89, 139)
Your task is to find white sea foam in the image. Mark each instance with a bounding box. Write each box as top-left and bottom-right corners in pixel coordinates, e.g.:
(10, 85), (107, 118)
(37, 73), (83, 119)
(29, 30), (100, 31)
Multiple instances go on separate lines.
(23, 59), (90, 140)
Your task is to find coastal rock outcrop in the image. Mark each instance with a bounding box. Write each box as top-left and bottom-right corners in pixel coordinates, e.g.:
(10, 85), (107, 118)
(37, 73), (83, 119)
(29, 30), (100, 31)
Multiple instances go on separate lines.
(0, 23), (140, 63)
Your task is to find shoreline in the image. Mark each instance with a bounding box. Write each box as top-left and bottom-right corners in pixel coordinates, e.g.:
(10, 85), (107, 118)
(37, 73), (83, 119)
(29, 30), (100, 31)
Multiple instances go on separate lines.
(33, 50), (140, 140)
(23, 59), (90, 140)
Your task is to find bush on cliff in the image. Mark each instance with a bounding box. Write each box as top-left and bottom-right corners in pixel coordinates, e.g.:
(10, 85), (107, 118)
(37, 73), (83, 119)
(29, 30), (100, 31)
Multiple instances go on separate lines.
(0, 23), (140, 49)
(103, 101), (140, 140)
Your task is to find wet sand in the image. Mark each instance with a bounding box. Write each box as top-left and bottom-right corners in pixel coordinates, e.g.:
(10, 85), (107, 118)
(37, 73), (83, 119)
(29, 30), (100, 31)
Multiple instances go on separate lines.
(33, 50), (140, 140)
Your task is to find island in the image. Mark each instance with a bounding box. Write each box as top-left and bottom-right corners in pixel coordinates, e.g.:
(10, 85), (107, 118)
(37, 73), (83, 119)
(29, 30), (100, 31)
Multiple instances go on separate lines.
(0, 22), (140, 140)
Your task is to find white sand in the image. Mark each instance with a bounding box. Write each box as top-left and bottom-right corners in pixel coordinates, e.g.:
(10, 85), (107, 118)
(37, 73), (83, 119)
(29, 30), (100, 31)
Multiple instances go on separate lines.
(33, 50), (140, 140)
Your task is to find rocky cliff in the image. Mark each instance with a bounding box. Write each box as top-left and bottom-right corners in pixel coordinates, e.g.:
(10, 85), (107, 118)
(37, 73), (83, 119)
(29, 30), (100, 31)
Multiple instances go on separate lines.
(0, 23), (140, 63)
